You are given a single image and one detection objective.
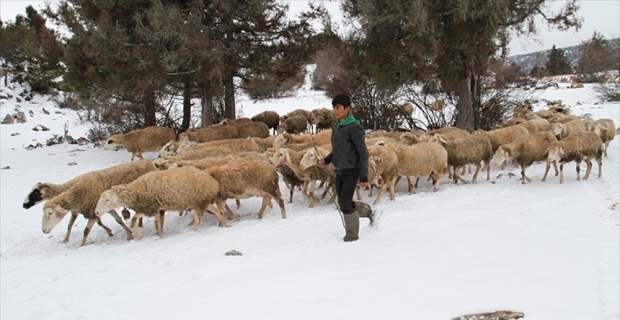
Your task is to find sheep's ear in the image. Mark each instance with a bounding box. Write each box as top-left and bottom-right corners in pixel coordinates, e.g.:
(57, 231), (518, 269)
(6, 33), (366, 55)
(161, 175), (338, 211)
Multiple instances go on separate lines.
(284, 150), (292, 164)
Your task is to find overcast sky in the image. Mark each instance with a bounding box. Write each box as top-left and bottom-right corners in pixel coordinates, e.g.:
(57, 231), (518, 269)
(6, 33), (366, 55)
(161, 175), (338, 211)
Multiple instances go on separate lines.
(1, 0), (618, 56)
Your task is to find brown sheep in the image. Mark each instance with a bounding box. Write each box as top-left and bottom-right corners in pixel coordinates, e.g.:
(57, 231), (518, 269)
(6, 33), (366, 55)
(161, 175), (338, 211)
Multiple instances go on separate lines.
(179, 125), (239, 143)
(251, 111), (280, 134)
(494, 131), (559, 185)
(550, 119), (586, 140)
(104, 126), (175, 161)
(281, 109), (313, 125)
(236, 121), (270, 138)
(311, 108), (335, 133)
(42, 161), (158, 246)
(273, 130), (332, 148)
(95, 166), (225, 239)
(586, 118), (616, 157)
(547, 131), (603, 184)
(428, 100), (446, 112)
(276, 115), (310, 134)
(430, 133), (493, 184)
(219, 118), (252, 126)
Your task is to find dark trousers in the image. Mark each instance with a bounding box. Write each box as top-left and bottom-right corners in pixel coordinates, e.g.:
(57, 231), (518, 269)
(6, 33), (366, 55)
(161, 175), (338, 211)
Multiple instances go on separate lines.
(335, 169), (360, 214)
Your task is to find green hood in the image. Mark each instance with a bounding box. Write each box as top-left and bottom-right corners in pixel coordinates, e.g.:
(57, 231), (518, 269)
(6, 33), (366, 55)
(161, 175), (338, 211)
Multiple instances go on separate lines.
(335, 113), (360, 127)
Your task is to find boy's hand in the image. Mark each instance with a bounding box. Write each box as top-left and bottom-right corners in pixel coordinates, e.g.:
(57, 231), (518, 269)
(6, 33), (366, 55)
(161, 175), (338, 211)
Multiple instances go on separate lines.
(358, 181), (369, 188)
(318, 159), (326, 166)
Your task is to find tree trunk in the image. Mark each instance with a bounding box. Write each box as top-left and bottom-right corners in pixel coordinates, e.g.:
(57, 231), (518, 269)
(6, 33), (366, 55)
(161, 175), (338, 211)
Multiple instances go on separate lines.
(200, 82), (213, 127)
(471, 73), (481, 130)
(223, 72), (235, 120)
(456, 72), (475, 132)
(182, 81), (191, 130)
(143, 90), (157, 127)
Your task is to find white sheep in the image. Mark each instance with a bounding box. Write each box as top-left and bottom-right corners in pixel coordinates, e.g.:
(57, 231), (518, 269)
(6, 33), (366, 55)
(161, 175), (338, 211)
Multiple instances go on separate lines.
(272, 130), (332, 148)
(547, 131), (603, 184)
(95, 166), (225, 239)
(585, 118), (616, 157)
(104, 126), (175, 161)
(365, 143), (400, 205)
(179, 125), (239, 143)
(42, 160), (158, 246)
(382, 141), (448, 194)
(494, 131), (559, 185)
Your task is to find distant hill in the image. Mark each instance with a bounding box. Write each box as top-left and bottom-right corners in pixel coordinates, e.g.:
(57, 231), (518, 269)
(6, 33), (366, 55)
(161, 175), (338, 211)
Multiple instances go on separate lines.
(507, 38), (620, 72)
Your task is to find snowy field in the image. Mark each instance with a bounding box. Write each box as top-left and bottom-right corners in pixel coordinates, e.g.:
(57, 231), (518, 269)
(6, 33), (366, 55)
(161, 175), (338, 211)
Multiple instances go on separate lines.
(1, 74), (619, 320)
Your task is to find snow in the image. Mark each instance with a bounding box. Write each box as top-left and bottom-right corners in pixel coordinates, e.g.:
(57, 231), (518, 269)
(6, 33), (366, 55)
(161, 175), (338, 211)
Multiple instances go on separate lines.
(1, 75), (619, 320)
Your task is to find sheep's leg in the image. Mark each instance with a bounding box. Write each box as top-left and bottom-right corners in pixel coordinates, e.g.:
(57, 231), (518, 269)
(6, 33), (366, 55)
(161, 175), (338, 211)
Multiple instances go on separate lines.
(235, 198), (241, 209)
(484, 160), (491, 181)
(471, 163), (482, 183)
(372, 179), (390, 205)
(355, 185), (362, 201)
(131, 213), (144, 239)
(62, 211), (79, 243)
(596, 156), (602, 178)
(432, 171), (443, 191)
(575, 160), (582, 181)
(96, 218), (114, 237)
(191, 209), (204, 230)
(256, 195), (272, 218)
(542, 161), (552, 182)
(559, 163), (565, 184)
(367, 184), (374, 197)
(108, 209), (133, 240)
(307, 180), (319, 208)
(453, 166), (470, 184)
(130, 153), (136, 162)
(158, 210), (165, 237)
(408, 176), (418, 194)
(388, 176), (397, 201)
(79, 218), (98, 247)
(222, 203), (238, 221)
(288, 185), (295, 203)
(213, 201), (231, 227)
(583, 159), (593, 180)
(520, 165), (532, 184)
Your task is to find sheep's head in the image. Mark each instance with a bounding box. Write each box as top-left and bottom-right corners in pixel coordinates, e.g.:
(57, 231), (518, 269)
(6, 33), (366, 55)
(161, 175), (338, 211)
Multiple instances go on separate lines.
(428, 134), (447, 146)
(219, 119), (232, 125)
(300, 148), (320, 170)
(159, 141), (178, 155)
(547, 142), (564, 163)
(398, 132), (419, 145)
(103, 134), (122, 150)
(272, 133), (290, 148)
(269, 148), (290, 166)
(153, 158), (173, 170)
(592, 123), (607, 136)
(23, 182), (50, 209)
(311, 113), (325, 126)
(42, 203), (69, 234)
(494, 147), (510, 168)
(95, 188), (124, 217)
(550, 123), (563, 139)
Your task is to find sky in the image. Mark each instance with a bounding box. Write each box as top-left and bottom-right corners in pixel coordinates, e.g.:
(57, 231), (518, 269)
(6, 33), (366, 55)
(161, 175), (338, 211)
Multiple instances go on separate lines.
(1, 0), (618, 56)
(1, 64), (619, 319)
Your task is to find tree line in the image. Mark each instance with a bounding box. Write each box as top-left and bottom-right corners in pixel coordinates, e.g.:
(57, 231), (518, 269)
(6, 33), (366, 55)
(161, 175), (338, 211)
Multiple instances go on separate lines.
(4, 0), (612, 134)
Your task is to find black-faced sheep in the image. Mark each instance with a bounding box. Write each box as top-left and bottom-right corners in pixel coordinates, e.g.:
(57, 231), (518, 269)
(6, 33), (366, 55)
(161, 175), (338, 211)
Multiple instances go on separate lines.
(494, 131), (559, 185)
(276, 115), (309, 134)
(104, 126), (175, 161)
(179, 125), (239, 143)
(95, 166), (225, 239)
(204, 161), (287, 220)
(251, 111), (280, 135)
(429, 133), (493, 184)
(42, 160), (158, 246)
(547, 131), (603, 184)
(586, 118), (616, 157)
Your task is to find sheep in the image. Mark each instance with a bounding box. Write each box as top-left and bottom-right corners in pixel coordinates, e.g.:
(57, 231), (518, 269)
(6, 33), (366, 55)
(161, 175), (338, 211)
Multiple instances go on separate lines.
(366, 131), (407, 140)
(218, 117), (252, 126)
(249, 136), (277, 151)
(204, 161), (287, 220)
(24, 173), (92, 210)
(155, 146), (243, 165)
(428, 99), (446, 112)
(178, 125), (239, 143)
(550, 119), (586, 140)
(281, 109), (313, 125)
(548, 113), (580, 124)
(474, 126), (530, 153)
(104, 126), (175, 161)
(585, 118), (616, 157)
(429, 133), (493, 184)
(276, 115), (309, 134)
(174, 136), (260, 155)
(235, 121), (270, 139)
(547, 131), (603, 184)
(251, 111), (280, 135)
(42, 160), (158, 246)
(157, 152), (267, 171)
(494, 131), (559, 185)
(311, 108), (335, 133)
(397, 131), (424, 145)
(269, 147), (335, 208)
(272, 130), (332, 148)
(365, 143), (400, 204)
(382, 141), (448, 194)
(95, 166), (225, 239)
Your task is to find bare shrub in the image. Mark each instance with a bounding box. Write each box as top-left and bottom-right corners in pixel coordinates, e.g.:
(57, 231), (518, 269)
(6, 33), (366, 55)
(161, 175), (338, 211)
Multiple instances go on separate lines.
(241, 69), (305, 100)
(594, 83), (620, 101)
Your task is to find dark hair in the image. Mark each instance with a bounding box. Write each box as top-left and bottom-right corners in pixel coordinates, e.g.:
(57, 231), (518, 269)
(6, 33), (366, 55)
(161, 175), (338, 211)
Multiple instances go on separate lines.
(332, 94), (351, 108)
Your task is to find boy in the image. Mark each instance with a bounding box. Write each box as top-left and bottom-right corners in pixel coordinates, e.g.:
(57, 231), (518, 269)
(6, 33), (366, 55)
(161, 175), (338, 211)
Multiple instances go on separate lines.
(319, 94), (375, 242)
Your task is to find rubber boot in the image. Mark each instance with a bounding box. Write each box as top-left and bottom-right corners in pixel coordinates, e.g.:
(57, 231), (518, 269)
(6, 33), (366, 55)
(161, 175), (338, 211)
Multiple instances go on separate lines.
(354, 201), (375, 227)
(343, 211), (360, 242)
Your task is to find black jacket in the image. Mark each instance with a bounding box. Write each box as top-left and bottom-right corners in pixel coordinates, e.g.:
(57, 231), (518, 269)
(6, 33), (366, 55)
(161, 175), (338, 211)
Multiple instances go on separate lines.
(324, 119), (369, 182)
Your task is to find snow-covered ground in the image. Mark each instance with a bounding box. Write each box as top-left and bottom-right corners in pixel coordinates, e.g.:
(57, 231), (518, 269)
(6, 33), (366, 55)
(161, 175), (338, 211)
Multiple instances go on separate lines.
(1, 74), (618, 320)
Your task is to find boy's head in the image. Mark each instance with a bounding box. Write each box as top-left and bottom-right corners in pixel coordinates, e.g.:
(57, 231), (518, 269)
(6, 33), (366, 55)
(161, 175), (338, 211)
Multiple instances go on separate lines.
(332, 94), (351, 108)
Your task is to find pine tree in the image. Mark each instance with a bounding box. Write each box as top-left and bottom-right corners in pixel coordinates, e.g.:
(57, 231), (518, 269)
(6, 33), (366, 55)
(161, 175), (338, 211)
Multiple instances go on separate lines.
(577, 32), (615, 74)
(545, 45), (573, 76)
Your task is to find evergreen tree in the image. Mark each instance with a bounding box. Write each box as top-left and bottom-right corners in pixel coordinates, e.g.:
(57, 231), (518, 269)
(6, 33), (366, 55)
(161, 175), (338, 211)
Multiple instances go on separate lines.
(577, 31), (615, 74)
(545, 45), (573, 76)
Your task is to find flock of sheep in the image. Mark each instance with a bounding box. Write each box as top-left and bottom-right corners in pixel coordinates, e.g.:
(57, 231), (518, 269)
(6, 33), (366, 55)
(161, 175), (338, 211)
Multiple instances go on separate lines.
(23, 103), (617, 247)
